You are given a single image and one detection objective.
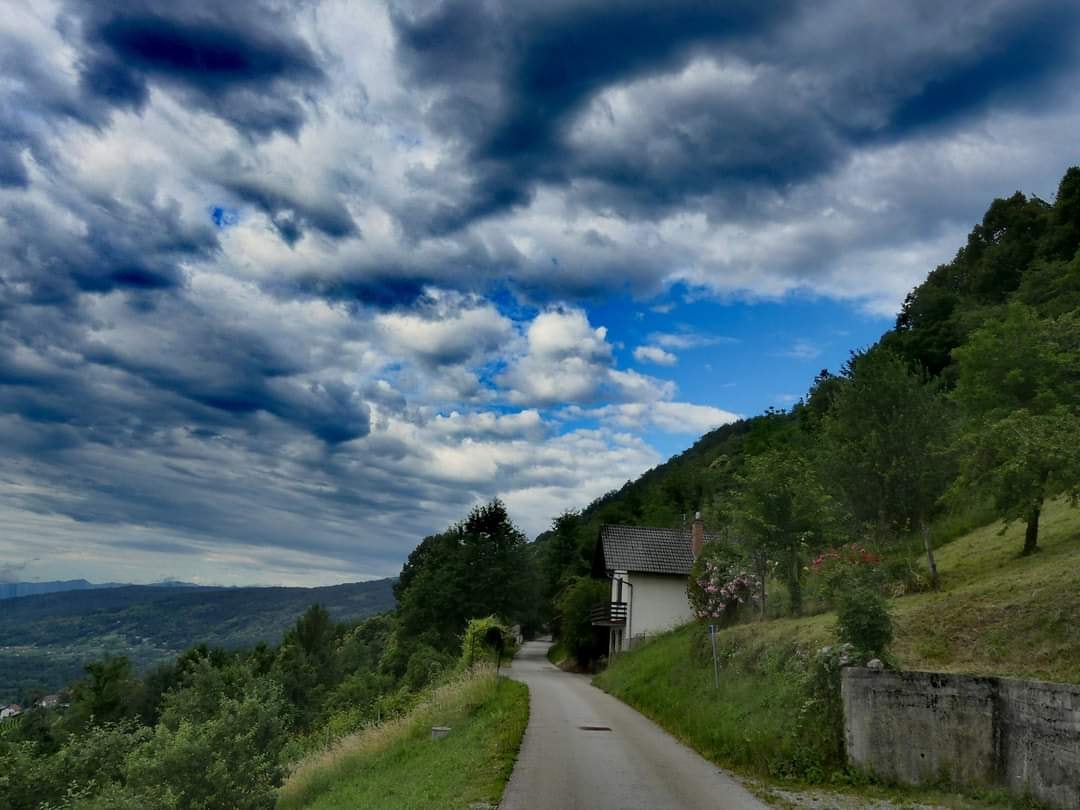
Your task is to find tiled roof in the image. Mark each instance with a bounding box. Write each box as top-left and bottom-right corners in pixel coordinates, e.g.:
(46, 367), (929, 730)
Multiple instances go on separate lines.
(597, 525), (718, 576)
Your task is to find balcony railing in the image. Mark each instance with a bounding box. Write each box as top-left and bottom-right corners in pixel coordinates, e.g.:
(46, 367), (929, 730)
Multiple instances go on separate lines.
(590, 601), (628, 626)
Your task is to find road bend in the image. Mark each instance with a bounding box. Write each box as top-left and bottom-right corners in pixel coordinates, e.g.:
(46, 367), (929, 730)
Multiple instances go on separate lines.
(500, 640), (767, 810)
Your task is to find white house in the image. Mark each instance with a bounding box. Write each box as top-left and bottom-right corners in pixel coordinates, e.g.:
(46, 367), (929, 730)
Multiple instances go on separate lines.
(0, 704), (22, 721)
(592, 513), (715, 655)
(36, 694), (62, 710)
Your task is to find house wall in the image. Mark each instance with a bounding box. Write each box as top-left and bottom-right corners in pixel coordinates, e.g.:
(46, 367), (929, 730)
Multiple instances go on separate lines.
(625, 573), (692, 646)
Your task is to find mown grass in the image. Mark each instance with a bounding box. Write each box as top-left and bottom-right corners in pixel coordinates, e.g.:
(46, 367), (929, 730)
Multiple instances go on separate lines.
(277, 667), (528, 810)
(595, 499), (1080, 806)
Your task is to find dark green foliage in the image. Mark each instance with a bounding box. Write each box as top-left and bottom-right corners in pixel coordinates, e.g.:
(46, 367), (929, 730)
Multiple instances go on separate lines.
(821, 349), (955, 541)
(394, 499), (531, 663)
(887, 190), (1052, 376)
(125, 661), (289, 810)
(0, 721), (152, 809)
(556, 577), (610, 664)
(836, 585), (894, 658)
(538, 510), (589, 632)
(70, 657), (140, 727)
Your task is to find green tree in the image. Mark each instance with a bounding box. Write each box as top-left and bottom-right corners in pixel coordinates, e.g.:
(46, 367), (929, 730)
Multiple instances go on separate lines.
(886, 190), (1052, 376)
(952, 304), (1080, 554)
(459, 499), (530, 622)
(820, 348), (956, 585)
(126, 660), (289, 810)
(394, 500), (532, 660)
(538, 510), (587, 629)
(556, 577), (610, 664)
(70, 657), (140, 727)
(732, 448), (840, 616)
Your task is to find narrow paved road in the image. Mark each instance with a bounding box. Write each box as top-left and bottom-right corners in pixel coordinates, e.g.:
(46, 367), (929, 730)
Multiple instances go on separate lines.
(500, 640), (767, 810)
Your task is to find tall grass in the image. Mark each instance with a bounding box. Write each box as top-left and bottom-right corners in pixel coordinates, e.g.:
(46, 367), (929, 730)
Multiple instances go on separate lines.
(277, 666), (527, 809)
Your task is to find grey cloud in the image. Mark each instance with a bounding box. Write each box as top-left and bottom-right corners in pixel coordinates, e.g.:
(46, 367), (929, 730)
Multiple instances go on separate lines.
(389, 0), (1080, 232)
(68, 0), (325, 137)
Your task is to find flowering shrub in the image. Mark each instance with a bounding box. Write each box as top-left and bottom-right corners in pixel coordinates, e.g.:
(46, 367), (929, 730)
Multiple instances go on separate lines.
(809, 542), (882, 603)
(810, 542), (881, 572)
(689, 559), (759, 625)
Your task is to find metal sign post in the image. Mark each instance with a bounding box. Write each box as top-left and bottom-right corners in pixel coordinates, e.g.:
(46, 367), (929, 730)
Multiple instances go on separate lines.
(708, 624), (720, 689)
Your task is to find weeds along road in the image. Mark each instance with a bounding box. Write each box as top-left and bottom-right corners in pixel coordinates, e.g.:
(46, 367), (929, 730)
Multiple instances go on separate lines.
(501, 640), (766, 810)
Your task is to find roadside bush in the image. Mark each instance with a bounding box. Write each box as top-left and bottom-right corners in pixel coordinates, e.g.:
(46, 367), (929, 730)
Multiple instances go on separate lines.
(836, 584), (893, 658)
(556, 577), (610, 665)
(402, 644), (455, 692)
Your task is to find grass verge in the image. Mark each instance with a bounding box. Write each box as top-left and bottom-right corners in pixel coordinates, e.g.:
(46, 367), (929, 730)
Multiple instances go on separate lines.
(277, 667), (528, 810)
(545, 639), (567, 666)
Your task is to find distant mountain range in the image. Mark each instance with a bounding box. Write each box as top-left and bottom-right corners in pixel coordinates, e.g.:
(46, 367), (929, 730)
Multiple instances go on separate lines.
(0, 579), (206, 600)
(0, 579), (396, 703)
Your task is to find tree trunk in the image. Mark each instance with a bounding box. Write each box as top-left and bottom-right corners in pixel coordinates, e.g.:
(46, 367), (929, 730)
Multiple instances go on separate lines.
(757, 554), (767, 621)
(788, 549), (802, 617)
(921, 521), (939, 589)
(1023, 499), (1042, 556)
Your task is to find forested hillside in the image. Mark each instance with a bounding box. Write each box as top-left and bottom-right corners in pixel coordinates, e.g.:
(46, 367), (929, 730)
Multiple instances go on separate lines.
(0, 580), (395, 704)
(538, 166), (1080, 653)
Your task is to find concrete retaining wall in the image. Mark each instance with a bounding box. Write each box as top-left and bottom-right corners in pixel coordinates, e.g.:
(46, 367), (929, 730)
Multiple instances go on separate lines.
(842, 668), (1080, 809)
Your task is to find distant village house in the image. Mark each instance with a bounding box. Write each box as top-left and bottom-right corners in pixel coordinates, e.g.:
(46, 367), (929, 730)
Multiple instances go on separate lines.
(0, 703), (22, 721)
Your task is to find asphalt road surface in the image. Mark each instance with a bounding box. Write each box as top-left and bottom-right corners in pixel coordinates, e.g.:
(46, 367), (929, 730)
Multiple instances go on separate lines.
(500, 640), (768, 810)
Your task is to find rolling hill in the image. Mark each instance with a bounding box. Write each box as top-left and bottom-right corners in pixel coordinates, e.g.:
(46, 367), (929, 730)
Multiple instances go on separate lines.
(0, 579), (396, 703)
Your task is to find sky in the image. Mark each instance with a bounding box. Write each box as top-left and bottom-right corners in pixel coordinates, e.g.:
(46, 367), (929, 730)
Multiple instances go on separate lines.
(1, 0), (1078, 587)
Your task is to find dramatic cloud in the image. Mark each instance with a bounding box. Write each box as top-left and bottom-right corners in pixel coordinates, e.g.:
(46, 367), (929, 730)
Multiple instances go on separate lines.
(71, 0), (325, 136)
(2, 0), (1078, 583)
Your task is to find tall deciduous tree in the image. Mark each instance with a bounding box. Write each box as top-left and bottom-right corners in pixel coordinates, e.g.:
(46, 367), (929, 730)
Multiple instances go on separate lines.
(952, 305), (1080, 554)
(732, 448), (840, 616)
(395, 499), (531, 654)
(820, 348), (955, 585)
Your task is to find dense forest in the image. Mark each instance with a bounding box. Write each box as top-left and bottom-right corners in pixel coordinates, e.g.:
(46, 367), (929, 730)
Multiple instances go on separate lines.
(2, 167), (1077, 808)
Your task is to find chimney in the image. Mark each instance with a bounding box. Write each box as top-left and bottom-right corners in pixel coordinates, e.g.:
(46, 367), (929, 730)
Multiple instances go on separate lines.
(691, 511), (705, 558)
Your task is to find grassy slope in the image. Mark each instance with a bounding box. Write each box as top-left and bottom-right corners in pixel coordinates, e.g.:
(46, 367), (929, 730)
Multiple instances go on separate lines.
(278, 668), (528, 810)
(595, 500), (1080, 800)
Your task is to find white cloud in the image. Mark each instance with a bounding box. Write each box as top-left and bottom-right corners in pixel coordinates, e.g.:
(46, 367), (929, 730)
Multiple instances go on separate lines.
(581, 401), (740, 434)
(633, 345), (678, 365)
(648, 331), (738, 350)
(375, 292), (514, 366)
(499, 307), (673, 406)
(781, 339), (823, 360)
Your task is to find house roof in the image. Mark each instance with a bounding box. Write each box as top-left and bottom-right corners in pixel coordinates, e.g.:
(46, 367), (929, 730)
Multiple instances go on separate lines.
(595, 525), (718, 576)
